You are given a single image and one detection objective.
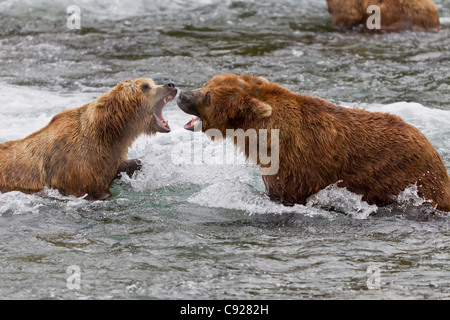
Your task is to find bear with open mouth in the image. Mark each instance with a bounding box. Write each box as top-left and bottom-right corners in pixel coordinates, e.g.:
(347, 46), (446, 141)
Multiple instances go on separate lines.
(177, 73), (450, 212)
(0, 78), (177, 200)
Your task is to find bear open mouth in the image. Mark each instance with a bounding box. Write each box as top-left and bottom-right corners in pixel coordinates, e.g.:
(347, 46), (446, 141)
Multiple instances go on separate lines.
(153, 89), (177, 133)
(184, 117), (202, 131)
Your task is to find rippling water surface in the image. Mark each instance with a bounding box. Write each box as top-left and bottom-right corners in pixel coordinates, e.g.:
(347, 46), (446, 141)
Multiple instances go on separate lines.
(0, 0), (449, 299)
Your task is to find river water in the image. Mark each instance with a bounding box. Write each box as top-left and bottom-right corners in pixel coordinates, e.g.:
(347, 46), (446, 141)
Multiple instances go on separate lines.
(0, 0), (449, 300)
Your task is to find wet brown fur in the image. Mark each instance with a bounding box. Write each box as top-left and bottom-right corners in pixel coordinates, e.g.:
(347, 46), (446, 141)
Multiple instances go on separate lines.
(326, 0), (441, 32)
(0, 78), (174, 200)
(178, 74), (450, 212)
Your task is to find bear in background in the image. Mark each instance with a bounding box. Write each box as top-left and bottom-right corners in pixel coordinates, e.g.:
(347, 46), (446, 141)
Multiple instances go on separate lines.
(0, 78), (177, 200)
(177, 74), (450, 212)
(326, 0), (441, 32)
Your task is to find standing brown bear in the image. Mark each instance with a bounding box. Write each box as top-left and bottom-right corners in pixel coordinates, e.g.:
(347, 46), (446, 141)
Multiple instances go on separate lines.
(326, 0), (441, 32)
(177, 74), (450, 212)
(0, 78), (177, 200)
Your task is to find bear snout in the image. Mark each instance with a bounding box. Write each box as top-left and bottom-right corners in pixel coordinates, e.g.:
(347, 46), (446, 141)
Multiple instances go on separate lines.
(178, 91), (191, 102)
(177, 91), (203, 119)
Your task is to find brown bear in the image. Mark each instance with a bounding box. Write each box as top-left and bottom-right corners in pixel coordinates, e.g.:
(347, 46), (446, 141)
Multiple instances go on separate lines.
(177, 74), (450, 212)
(326, 0), (441, 32)
(0, 78), (177, 200)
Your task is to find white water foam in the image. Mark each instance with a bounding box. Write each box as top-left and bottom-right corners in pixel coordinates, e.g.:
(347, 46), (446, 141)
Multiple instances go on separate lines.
(440, 17), (450, 25)
(0, 82), (96, 142)
(0, 191), (45, 216)
(0, 0), (219, 21)
(306, 182), (378, 219)
(186, 181), (378, 219)
(187, 181), (331, 218)
(395, 183), (433, 208)
(0, 187), (102, 217)
(187, 180), (445, 219)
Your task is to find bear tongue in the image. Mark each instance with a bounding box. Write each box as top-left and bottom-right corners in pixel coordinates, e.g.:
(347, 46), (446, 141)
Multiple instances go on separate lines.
(184, 117), (201, 131)
(155, 114), (170, 132)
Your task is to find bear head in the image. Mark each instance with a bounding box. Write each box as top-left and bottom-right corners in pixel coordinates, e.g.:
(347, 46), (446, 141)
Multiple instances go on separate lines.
(93, 78), (177, 137)
(177, 74), (275, 134)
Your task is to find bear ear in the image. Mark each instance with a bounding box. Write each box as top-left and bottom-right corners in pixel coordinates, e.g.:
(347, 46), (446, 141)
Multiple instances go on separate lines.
(248, 98), (273, 119)
(219, 86), (273, 120)
(126, 80), (136, 93)
(239, 74), (270, 86)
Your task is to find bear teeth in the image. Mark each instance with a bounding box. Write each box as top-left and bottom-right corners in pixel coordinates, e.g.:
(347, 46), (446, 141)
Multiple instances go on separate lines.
(163, 96), (173, 104)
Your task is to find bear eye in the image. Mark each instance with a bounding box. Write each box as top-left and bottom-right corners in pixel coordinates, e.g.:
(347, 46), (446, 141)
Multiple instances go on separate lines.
(141, 83), (151, 93)
(203, 93), (211, 107)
